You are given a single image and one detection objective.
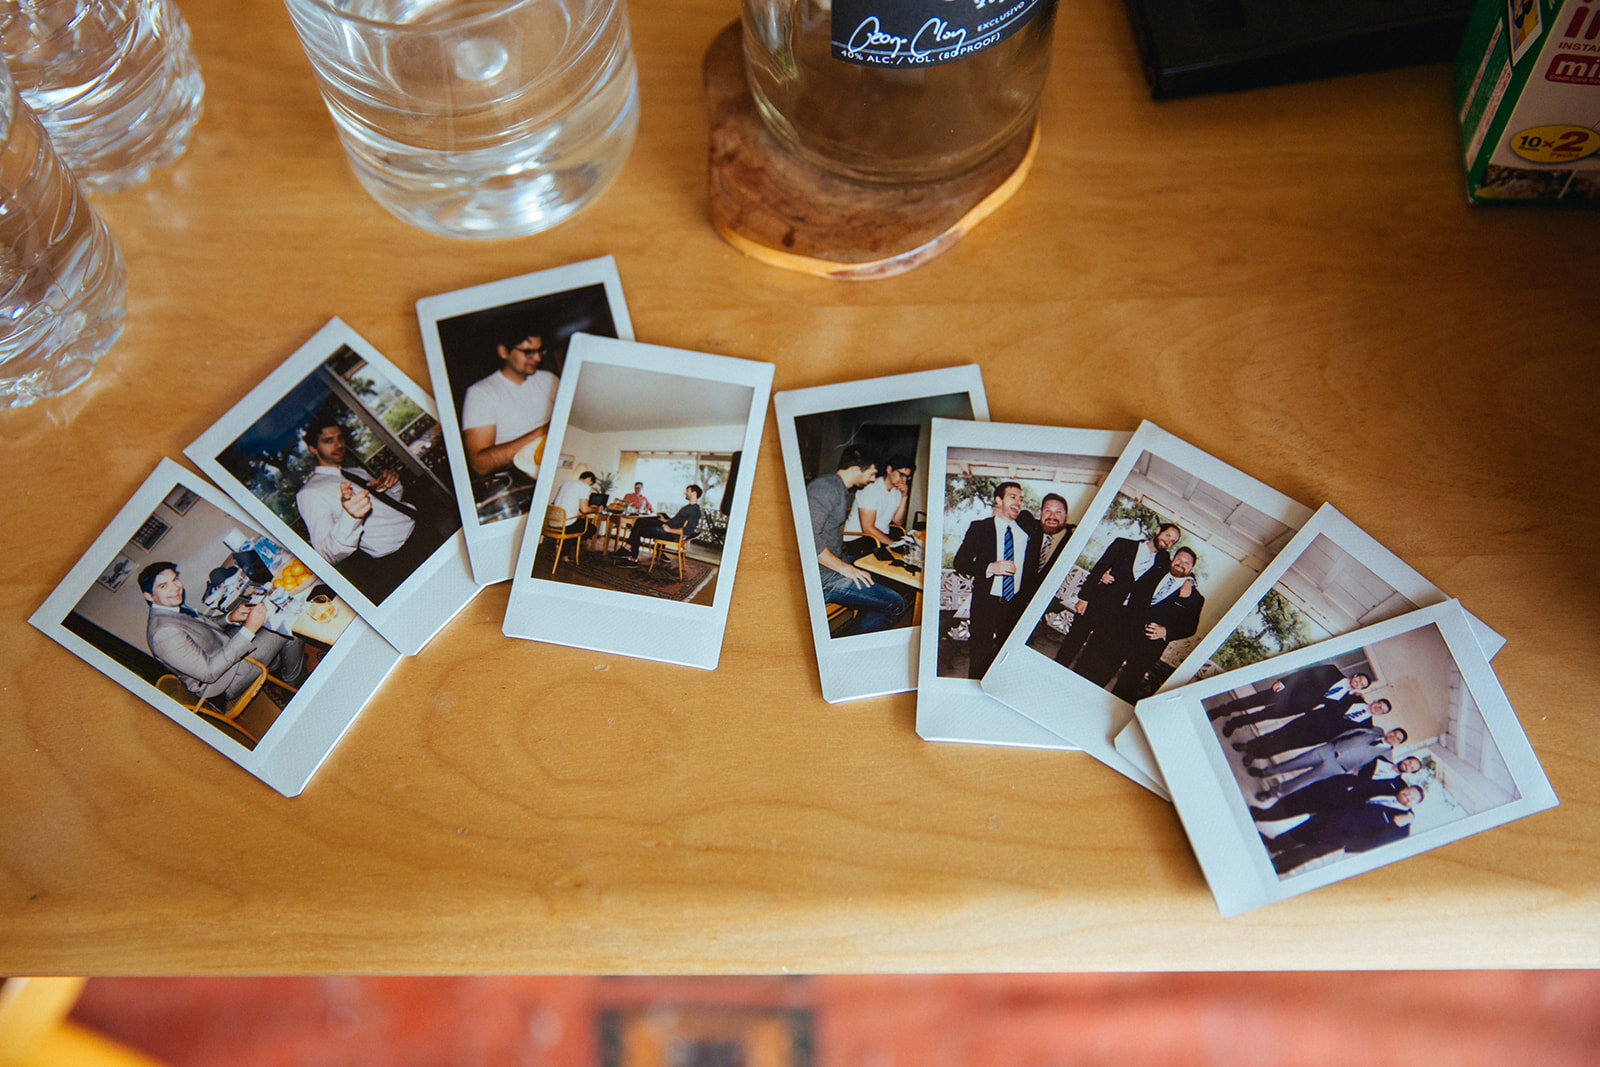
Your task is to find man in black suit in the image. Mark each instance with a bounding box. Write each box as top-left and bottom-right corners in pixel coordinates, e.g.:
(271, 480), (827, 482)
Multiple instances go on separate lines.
(1265, 790), (1422, 875)
(1250, 755), (1424, 823)
(1053, 522), (1181, 673)
(1080, 546), (1205, 701)
(953, 481), (1040, 679)
(1210, 665), (1372, 734)
(1021, 493), (1074, 597)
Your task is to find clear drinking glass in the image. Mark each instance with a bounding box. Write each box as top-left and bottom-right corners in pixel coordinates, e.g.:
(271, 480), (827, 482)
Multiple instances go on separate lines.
(742, 0), (1058, 184)
(281, 0), (640, 239)
(0, 0), (205, 192)
(0, 62), (126, 407)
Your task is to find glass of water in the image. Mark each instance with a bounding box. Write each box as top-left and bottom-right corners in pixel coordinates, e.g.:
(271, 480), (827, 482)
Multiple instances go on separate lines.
(281, 0), (640, 240)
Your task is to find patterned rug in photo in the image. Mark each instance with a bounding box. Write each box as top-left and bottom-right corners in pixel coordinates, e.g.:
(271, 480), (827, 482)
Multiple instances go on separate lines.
(539, 542), (720, 603)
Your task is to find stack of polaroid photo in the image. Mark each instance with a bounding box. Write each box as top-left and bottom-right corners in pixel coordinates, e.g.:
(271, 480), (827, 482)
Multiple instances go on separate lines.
(774, 397), (1557, 916)
(414, 258), (773, 673)
(31, 257), (775, 797)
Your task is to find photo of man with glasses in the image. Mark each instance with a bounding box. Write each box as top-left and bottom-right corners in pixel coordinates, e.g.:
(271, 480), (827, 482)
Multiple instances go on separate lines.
(461, 333), (561, 480)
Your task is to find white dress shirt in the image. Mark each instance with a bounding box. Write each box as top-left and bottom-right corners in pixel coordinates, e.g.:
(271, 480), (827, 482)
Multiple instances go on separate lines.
(1132, 539), (1158, 580)
(1148, 572), (1186, 604)
(296, 463), (413, 563)
(985, 516), (1030, 598)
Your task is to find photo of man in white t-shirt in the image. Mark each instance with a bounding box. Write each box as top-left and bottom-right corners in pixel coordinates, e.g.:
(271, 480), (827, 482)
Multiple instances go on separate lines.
(846, 454), (914, 557)
(460, 333), (561, 480)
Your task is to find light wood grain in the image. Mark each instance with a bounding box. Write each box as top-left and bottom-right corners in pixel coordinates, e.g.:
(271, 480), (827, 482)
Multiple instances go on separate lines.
(1, 0), (1596, 974)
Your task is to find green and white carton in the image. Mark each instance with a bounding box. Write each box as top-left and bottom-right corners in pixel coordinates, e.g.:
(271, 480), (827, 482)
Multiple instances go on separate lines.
(1455, 0), (1600, 201)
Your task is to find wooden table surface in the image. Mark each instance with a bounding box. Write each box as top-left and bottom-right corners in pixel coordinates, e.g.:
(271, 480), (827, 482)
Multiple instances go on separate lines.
(3, 0), (1596, 974)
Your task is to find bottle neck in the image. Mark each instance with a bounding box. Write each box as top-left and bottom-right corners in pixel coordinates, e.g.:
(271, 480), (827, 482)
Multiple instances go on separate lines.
(0, 62), (14, 141)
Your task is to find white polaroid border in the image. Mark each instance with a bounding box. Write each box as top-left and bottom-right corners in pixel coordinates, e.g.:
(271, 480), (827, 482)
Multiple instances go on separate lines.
(916, 419), (1130, 749)
(1134, 601), (1557, 917)
(502, 335), (773, 670)
(1112, 502), (1509, 787)
(981, 421), (1314, 794)
(27, 460), (402, 797)
(774, 366), (989, 704)
(416, 257), (634, 585)
(186, 318), (479, 656)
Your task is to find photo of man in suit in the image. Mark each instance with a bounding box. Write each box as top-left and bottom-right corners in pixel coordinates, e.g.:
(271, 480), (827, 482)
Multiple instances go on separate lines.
(953, 481), (1040, 678)
(1024, 493), (1074, 596)
(140, 562), (306, 705)
(1054, 522), (1181, 674)
(1078, 545), (1205, 701)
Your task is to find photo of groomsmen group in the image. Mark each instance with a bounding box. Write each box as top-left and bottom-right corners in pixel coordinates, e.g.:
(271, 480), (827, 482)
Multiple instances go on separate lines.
(1201, 625), (1522, 879)
(936, 448), (1113, 679)
(1024, 450), (1298, 703)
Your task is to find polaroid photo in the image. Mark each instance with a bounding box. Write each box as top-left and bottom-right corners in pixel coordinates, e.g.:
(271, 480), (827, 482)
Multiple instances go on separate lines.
(1112, 502), (1509, 786)
(1135, 600), (1557, 916)
(186, 318), (479, 656)
(774, 366), (989, 703)
(915, 419), (1129, 749)
(28, 460), (402, 797)
(1508, 0), (1542, 63)
(981, 421), (1314, 794)
(502, 335), (773, 670)
(416, 256), (634, 585)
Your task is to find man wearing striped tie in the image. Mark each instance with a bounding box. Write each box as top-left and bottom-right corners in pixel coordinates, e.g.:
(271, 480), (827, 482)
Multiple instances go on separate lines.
(953, 481), (1041, 679)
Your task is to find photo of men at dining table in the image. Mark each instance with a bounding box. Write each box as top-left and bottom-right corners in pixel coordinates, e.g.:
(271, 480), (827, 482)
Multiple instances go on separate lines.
(792, 392), (975, 640)
(1201, 625), (1519, 879)
(527, 360), (755, 607)
(1023, 449), (1299, 704)
(213, 344), (461, 606)
(936, 446), (1114, 680)
(429, 281), (623, 526)
(59, 490), (357, 750)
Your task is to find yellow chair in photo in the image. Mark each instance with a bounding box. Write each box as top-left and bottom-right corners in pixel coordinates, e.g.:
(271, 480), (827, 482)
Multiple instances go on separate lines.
(542, 505), (583, 573)
(644, 532), (687, 580)
(154, 655), (292, 746)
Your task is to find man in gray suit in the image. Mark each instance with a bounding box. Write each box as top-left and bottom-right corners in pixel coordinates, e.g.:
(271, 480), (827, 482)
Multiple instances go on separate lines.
(140, 561), (306, 704)
(1248, 725), (1409, 802)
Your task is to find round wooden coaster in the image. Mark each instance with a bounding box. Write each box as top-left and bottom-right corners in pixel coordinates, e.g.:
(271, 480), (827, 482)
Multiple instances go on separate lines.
(702, 20), (1038, 281)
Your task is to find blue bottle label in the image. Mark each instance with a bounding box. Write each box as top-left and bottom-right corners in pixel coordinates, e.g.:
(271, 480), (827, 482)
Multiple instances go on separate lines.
(831, 0), (1050, 68)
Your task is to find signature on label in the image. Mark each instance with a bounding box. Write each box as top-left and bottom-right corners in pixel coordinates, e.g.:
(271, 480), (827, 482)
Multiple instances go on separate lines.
(845, 15), (969, 61)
